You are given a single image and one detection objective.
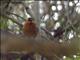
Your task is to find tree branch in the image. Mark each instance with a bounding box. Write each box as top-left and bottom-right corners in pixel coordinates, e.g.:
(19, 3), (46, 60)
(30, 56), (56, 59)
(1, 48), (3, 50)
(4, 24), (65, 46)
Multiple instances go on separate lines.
(1, 29), (80, 59)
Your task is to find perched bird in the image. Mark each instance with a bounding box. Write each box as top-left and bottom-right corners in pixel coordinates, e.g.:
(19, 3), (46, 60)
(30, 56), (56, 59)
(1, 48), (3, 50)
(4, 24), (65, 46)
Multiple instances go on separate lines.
(23, 18), (38, 38)
(53, 27), (64, 39)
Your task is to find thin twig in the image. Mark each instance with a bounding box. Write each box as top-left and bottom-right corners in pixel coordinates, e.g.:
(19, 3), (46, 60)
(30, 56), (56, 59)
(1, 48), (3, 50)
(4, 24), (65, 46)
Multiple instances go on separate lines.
(4, 0), (11, 9)
(41, 27), (54, 40)
(6, 11), (26, 20)
(1, 13), (23, 28)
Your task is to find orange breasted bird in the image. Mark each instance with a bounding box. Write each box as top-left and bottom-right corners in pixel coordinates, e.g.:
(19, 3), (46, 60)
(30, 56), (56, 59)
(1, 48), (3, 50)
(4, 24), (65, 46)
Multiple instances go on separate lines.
(23, 18), (38, 38)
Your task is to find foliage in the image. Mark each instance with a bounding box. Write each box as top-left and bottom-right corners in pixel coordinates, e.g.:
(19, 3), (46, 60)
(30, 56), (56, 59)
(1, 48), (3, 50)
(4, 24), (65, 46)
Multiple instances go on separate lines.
(0, 0), (80, 60)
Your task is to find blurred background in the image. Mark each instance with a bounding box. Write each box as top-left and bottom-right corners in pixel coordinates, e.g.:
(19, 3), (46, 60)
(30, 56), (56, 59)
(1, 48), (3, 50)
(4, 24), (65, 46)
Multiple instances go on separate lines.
(0, 0), (80, 60)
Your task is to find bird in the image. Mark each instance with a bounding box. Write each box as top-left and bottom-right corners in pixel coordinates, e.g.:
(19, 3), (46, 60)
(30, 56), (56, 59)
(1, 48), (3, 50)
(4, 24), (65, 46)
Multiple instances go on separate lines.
(23, 18), (38, 38)
(53, 27), (64, 39)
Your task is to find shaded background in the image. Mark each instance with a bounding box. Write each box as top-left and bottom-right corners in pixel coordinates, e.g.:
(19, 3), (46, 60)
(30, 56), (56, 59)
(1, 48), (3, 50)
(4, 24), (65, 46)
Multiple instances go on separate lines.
(0, 0), (80, 60)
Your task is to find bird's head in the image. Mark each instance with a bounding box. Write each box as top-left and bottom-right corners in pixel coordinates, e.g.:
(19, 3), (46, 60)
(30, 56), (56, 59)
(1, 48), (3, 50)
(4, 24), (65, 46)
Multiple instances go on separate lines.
(28, 18), (33, 22)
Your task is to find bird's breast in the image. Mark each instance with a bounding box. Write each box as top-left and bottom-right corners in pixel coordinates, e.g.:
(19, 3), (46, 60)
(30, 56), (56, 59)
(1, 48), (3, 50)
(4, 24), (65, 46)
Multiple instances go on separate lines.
(23, 22), (38, 37)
